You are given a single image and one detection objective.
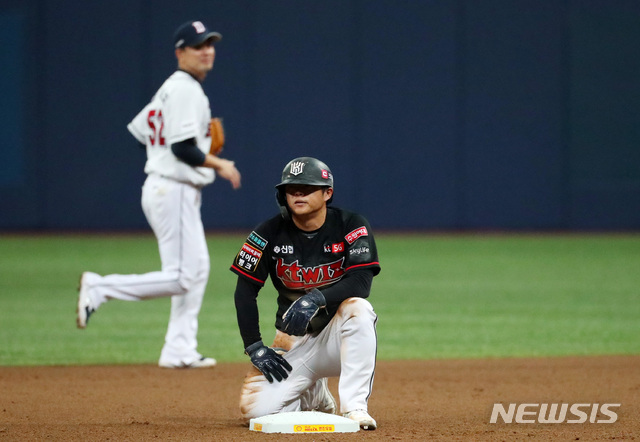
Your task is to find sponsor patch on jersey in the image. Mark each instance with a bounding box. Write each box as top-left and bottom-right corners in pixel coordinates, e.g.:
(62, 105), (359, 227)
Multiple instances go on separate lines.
(345, 226), (368, 244)
(247, 231), (267, 250)
(323, 243), (344, 253)
(236, 243), (263, 272)
(349, 246), (370, 256)
(273, 245), (294, 254)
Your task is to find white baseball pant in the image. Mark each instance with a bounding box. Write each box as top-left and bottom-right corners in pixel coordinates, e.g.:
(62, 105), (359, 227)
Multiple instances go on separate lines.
(239, 297), (378, 420)
(85, 174), (210, 366)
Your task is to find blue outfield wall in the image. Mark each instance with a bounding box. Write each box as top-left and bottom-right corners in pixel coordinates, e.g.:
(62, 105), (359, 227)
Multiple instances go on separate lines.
(1, 0), (639, 231)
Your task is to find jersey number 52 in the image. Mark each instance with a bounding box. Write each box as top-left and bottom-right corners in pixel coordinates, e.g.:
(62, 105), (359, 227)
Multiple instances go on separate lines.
(147, 109), (166, 146)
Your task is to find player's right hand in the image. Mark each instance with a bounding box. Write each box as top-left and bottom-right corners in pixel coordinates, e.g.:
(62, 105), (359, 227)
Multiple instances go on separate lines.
(205, 156), (242, 189)
(245, 341), (292, 383)
(215, 158), (242, 189)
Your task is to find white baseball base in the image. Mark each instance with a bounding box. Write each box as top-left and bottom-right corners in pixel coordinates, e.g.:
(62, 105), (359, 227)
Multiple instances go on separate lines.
(249, 411), (359, 433)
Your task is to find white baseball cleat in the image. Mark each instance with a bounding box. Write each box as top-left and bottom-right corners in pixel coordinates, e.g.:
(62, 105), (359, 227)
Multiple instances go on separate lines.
(343, 409), (377, 430)
(315, 378), (337, 415)
(76, 272), (98, 329)
(159, 356), (217, 369)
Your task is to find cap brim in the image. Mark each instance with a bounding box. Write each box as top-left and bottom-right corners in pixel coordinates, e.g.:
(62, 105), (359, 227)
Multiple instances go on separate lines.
(193, 31), (222, 46)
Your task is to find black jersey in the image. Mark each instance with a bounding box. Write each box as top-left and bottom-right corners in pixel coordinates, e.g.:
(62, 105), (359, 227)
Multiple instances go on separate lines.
(231, 207), (381, 335)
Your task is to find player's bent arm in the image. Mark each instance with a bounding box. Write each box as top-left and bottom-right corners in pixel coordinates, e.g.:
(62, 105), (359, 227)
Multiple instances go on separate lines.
(319, 268), (374, 307)
(280, 270), (374, 336)
(234, 277), (263, 349)
(202, 153), (241, 189)
(171, 138), (206, 165)
(235, 277), (293, 383)
(171, 137), (241, 189)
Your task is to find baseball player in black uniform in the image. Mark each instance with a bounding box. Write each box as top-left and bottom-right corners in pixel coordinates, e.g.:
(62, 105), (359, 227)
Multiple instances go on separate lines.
(231, 157), (380, 430)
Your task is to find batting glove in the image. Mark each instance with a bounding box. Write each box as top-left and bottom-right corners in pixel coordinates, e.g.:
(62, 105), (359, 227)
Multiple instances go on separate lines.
(282, 289), (327, 336)
(245, 341), (292, 383)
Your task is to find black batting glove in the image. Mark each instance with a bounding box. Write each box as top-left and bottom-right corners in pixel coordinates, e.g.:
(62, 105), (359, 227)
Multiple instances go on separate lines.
(245, 341), (293, 383)
(282, 289), (327, 336)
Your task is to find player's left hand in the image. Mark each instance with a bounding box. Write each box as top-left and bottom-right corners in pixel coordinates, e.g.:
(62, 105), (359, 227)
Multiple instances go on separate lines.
(282, 289), (326, 336)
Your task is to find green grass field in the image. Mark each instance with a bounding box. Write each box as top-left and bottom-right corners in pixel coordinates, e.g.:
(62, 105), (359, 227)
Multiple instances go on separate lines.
(1, 233), (638, 366)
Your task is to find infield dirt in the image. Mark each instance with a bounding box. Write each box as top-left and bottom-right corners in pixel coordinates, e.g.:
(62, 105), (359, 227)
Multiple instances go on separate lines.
(1, 356), (638, 440)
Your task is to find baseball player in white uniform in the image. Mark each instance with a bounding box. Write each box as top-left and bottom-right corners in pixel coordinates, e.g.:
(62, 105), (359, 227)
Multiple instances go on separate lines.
(76, 20), (241, 369)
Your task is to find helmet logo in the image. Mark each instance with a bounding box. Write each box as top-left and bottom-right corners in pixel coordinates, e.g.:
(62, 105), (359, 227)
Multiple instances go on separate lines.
(289, 161), (305, 176)
(321, 169), (329, 179)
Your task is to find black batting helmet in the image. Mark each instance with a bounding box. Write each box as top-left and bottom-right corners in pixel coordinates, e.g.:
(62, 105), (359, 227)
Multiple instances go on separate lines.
(275, 157), (334, 218)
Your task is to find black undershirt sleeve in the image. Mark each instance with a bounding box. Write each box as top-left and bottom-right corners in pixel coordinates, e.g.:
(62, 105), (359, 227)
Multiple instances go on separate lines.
(171, 138), (206, 166)
(319, 268), (374, 308)
(234, 277), (263, 349)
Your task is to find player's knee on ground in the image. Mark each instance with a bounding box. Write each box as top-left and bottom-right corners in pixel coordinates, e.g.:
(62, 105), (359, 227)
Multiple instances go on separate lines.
(239, 367), (273, 421)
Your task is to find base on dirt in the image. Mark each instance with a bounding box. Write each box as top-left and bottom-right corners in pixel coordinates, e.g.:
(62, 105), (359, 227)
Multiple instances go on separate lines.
(249, 411), (359, 433)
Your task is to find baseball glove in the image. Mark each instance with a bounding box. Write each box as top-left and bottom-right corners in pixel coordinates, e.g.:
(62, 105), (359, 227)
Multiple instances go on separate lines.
(209, 117), (225, 156)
